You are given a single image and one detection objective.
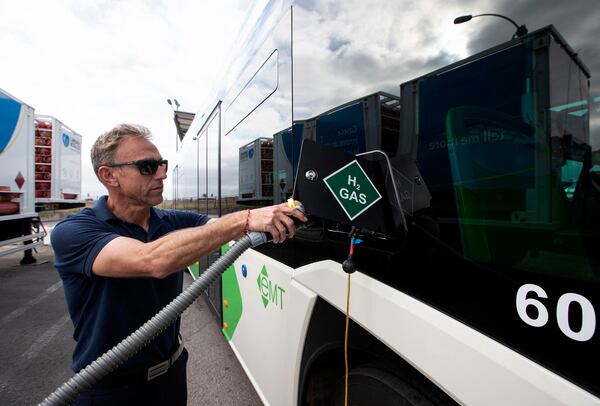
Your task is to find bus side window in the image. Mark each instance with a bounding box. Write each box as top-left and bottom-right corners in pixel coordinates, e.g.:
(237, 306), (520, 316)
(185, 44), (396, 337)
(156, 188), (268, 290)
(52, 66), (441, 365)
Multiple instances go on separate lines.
(224, 49), (279, 136)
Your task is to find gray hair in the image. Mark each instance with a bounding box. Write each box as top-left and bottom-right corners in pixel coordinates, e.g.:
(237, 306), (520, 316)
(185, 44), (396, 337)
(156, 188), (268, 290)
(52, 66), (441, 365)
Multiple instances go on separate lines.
(91, 124), (152, 179)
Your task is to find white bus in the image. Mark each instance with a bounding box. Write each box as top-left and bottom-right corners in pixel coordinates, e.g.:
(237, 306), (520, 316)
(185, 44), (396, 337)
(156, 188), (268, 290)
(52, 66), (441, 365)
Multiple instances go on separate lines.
(174, 1), (600, 404)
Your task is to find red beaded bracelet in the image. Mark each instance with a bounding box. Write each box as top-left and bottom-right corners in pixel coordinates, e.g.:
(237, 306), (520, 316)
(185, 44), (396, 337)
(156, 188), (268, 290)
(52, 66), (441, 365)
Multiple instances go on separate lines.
(243, 209), (250, 234)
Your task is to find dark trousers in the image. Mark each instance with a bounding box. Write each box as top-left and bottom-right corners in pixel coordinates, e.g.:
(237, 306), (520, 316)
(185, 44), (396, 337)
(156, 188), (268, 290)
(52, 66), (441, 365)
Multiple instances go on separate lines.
(73, 349), (188, 406)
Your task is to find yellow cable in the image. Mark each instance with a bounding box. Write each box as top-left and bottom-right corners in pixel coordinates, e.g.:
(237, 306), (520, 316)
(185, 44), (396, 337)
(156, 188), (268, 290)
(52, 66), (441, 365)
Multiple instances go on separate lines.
(344, 272), (351, 406)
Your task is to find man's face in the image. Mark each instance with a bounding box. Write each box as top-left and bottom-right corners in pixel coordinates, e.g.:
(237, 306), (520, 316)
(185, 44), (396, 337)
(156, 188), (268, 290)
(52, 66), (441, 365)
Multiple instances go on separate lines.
(110, 137), (167, 207)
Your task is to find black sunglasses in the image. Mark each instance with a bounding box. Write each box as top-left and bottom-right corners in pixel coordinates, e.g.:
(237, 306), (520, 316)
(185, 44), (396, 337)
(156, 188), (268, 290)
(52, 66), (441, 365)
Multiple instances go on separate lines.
(107, 159), (168, 175)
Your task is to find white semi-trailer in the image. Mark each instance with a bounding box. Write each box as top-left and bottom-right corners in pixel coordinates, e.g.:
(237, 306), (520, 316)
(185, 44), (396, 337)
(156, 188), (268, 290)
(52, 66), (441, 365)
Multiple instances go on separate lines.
(0, 87), (84, 262)
(33, 115), (83, 210)
(0, 87), (44, 263)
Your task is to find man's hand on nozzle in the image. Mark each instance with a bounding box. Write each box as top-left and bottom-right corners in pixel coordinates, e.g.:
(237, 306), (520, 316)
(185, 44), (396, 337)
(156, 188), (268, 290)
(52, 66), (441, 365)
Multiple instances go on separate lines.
(248, 201), (307, 243)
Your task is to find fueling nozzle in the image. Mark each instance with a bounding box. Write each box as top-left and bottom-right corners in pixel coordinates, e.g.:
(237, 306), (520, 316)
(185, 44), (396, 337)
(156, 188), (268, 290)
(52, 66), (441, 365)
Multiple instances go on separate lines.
(287, 198), (307, 230)
(287, 198), (305, 215)
(262, 198), (306, 243)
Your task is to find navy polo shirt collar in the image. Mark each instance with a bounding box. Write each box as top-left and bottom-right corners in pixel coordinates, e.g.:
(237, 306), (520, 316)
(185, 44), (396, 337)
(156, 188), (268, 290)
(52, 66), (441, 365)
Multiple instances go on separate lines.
(93, 196), (166, 238)
(93, 196), (118, 222)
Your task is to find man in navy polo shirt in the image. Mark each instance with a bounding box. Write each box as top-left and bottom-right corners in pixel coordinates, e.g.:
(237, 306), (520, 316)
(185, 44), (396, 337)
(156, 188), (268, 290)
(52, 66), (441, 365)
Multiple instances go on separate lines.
(51, 123), (306, 405)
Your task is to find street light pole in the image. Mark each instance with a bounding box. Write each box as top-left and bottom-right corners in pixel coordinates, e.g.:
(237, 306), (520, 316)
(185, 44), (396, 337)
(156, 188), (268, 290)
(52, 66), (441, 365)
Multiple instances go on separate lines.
(454, 13), (528, 38)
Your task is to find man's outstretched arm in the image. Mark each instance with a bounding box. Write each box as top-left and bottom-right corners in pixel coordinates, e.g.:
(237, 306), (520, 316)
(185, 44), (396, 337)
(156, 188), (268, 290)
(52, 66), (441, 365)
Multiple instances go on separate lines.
(92, 203), (306, 279)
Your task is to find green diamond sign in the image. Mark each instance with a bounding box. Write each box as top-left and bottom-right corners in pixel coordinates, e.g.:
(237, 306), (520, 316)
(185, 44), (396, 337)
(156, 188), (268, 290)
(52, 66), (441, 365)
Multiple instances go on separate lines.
(323, 160), (382, 221)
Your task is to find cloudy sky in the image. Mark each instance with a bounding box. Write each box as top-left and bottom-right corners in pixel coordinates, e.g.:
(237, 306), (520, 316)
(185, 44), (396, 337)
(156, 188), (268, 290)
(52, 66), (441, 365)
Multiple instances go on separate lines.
(1, 0), (598, 199)
(0, 0), (249, 198)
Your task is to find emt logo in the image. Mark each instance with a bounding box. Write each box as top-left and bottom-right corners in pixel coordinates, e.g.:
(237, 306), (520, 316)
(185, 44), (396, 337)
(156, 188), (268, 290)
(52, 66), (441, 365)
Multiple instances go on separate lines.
(256, 265), (285, 310)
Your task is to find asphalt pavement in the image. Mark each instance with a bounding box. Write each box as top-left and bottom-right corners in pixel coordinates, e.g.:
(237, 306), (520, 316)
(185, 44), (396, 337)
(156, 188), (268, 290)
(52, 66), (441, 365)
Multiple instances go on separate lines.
(0, 244), (262, 405)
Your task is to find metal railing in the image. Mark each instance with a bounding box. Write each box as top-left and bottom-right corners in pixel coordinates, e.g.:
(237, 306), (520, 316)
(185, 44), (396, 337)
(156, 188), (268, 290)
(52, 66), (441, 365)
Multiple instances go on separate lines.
(0, 218), (47, 258)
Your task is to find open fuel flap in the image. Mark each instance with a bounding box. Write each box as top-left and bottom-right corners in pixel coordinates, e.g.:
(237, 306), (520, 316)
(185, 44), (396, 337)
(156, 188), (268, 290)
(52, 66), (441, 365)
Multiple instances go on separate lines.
(293, 139), (431, 239)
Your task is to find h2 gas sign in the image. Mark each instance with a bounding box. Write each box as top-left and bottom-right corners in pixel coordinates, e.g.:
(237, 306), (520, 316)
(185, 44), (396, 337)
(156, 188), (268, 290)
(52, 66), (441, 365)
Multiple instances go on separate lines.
(323, 160), (381, 221)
